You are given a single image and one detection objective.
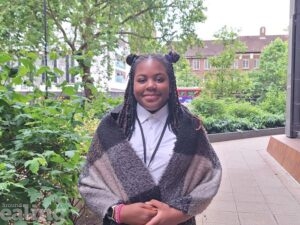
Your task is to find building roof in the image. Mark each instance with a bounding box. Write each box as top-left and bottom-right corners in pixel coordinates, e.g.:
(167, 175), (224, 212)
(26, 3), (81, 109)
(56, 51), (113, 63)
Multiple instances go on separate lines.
(185, 27), (288, 58)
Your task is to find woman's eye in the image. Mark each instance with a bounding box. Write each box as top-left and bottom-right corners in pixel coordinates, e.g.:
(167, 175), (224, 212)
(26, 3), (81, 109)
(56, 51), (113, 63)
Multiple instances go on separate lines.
(137, 78), (146, 83)
(156, 77), (165, 83)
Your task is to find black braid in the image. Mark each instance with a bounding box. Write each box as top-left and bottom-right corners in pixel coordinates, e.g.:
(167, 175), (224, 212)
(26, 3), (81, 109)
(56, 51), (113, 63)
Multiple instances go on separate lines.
(117, 53), (198, 138)
(166, 59), (182, 134)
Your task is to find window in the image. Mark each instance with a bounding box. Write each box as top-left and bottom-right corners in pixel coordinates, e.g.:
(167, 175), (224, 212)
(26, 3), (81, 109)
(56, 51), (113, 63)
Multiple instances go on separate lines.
(192, 59), (200, 70)
(41, 57), (48, 83)
(115, 70), (126, 83)
(233, 60), (239, 69)
(115, 54), (126, 69)
(254, 59), (259, 69)
(204, 59), (211, 70)
(68, 56), (77, 83)
(52, 59), (58, 83)
(242, 59), (249, 69)
(55, 57), (66, 83)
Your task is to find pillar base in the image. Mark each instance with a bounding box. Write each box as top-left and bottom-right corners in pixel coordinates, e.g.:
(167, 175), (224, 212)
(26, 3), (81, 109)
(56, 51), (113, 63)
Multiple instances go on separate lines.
(267, 135), (300, 183)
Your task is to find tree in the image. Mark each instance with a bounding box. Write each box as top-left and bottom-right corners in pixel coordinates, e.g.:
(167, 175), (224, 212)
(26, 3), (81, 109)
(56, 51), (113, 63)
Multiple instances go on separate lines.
(175, 57), (201, 87)
(202, 26), (247, 98)
(249, 38), (288, 100)
(0, 1), (49, 52)
(0, 0), (206, 99)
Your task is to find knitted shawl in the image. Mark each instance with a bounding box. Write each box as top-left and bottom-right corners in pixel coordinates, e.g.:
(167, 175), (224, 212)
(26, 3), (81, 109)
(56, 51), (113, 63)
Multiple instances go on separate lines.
(78, 107), (222, 225)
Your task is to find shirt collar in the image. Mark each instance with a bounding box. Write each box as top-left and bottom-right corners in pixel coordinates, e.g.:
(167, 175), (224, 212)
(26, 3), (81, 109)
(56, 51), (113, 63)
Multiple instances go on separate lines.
(137, 103), (169, 123)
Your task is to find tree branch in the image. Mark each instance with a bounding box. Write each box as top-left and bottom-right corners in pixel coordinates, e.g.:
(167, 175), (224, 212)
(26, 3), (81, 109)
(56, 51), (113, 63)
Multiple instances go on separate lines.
(93, 0), (109, 10)
(72, 25), (78, 47)
(120, 2), (175, 25)
(120, 37), (129, 44)
(119, 30), (176, 40)
(47, 1), (76, 52)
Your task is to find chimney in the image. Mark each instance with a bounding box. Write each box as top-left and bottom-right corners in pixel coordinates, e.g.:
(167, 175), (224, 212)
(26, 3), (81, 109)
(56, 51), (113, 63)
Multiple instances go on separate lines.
(260, 27), (266, 39)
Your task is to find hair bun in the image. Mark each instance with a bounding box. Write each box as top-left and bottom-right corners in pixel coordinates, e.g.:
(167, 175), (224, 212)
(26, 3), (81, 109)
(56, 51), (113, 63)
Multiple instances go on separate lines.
(165, 51), (180, 63)
(126, 54), (138, 66)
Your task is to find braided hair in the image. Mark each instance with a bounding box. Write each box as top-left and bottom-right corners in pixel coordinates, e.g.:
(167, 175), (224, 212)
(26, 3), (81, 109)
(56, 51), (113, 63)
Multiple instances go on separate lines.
(117, 51), (197, 139)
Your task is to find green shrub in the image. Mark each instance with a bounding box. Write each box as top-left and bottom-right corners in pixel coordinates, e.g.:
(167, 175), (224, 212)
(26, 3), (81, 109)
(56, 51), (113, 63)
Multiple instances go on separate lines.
(259, 89), (286, 114)
(202, 116), (255, 133)
(253, 113), (285, 128)
(85, 93), (122, 119)
(191, 96), (226, 118)
(192, 94), (285, 134)
(0, 52), (95, 224)
(0, 95), (90, 224)
(226, 102), (265, 119)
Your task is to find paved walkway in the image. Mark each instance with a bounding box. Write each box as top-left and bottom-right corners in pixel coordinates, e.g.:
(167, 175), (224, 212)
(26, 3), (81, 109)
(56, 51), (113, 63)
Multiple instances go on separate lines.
(196, 136), (300, 225)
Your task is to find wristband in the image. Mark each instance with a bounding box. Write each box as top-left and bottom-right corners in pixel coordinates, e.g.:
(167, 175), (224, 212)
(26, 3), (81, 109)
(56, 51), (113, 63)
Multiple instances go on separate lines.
(115, 204), (125, 224)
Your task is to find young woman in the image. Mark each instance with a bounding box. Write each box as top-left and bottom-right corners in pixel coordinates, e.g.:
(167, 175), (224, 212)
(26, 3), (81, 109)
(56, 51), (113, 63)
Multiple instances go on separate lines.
(78, 52), (222, 225)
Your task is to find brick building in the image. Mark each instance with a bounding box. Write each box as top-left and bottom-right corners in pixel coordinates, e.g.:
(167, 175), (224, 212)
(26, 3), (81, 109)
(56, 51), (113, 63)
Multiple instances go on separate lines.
(185, 27), (288, 80)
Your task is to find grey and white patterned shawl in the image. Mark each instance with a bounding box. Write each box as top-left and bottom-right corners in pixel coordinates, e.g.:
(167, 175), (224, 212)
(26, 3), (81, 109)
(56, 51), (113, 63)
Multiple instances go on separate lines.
(78, 107), (222, 225)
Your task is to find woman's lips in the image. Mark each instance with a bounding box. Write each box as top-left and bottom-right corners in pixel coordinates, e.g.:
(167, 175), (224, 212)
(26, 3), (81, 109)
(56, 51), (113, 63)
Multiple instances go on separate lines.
(143, 95), (159, 101)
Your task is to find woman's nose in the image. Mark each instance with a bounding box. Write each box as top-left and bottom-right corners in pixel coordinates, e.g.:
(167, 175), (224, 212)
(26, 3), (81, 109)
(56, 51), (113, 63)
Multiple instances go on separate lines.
(146, 80), (156, 89)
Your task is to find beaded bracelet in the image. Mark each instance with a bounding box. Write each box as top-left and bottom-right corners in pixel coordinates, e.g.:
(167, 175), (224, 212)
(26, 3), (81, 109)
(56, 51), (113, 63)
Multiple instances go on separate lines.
(115, 204), (125, 224)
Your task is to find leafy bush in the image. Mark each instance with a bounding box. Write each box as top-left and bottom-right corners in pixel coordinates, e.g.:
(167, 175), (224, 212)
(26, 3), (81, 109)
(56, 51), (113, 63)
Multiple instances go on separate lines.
(85, 93), (122, 119)
(0, 52), (103, 224)
(203, 116), (255, 133)
(226, 102), (265, 119)
(259, 89), (286, 114)
(252, 113), (285, 128)
(191, 94), (285, 134)
(191, 96), (226, 118)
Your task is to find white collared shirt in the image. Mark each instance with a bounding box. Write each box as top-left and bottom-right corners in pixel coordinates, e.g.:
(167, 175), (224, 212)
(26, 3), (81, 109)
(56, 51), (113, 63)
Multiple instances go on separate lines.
(129, 104), (176, 184)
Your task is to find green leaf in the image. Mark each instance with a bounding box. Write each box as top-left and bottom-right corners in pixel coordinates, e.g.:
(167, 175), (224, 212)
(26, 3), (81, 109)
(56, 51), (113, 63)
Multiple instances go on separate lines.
(62, 86), (76, 96)
(55, 201), (72, 216)
(36, 66), (50, 75)
(65, 150), (75, 158)
(20, 58), (32, 68)
(11, 183), (25, 189)
(27, 188), (42, 203)
(18, 66), (29, 76)
(12, 92), (30, 103)
(54, 67), (64, 76)
(24, 159), (39, 174)
(12, 75), (23, 85)
(0, 182), (9, 192)
(0, 163), (5, 170)
(0, 53), (12, 63)
(69, 67), (81, 76)
(50, 51), (59, 60)
(42, 194), (56, 209)
(26, 52), (38, 60)
(41, 186), (53, 191)
(43, 151), (55, 158)
(37, 157), (47, 166)
(50, 154), (65, 163)
(15, 221), (28, 225)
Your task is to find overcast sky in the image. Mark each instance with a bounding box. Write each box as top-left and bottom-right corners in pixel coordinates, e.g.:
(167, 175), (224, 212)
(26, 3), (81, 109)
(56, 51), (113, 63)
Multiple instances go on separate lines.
(196, 0), (291, 39)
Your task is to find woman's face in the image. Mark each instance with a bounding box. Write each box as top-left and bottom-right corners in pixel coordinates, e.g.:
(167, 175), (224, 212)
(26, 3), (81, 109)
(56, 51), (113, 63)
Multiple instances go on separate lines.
(133, 59), (170, 112)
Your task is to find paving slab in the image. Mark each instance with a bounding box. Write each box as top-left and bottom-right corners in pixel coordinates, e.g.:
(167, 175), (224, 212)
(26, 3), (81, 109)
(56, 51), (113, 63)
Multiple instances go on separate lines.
(196, 136), (300, 225)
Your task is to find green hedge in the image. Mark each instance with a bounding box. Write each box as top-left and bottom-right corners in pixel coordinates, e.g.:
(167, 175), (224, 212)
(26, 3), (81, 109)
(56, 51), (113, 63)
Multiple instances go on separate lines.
(191, 96), (285, 134)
